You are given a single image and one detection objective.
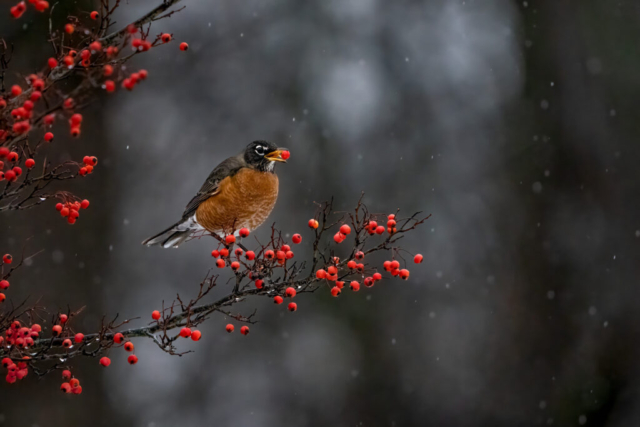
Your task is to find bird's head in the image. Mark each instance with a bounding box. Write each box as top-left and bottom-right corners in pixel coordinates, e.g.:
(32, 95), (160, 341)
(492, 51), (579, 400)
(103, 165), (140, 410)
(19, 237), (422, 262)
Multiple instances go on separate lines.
(244, 140), (289, 172)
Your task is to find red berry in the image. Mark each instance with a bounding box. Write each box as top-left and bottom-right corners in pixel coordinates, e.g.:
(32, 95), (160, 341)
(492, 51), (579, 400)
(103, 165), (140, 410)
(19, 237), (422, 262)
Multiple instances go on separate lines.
(225, 324), (234, 333)
(245, 250), (255, 261)
(211, 249), (219, 258)
(364, 277), (374, 287)
(373, 272), (382, 281)
(350, 281), (360, 291)
(62, 339), (72, 348)
(25, 159), (35, 169)
(103, 64), (114, 76)
(355, 251), (364, 260)
(64, 24), (74, 34)
(0, 293), (5, 303)
(138, 69), (148, 80)
(113, 332), (124, 343)
(225, 235), (236, 244)
(99, 357), (111, 367)
(281, 150), (290, 160)
(230, 261), (240, 271)
(161, 33), (172, 43)
(70, 113), (82, 126)
(90, 11), (99, 20)
(74, 333), (84, 343)
(48, 57), (58, 68)
(287, 302), (297, 312)
(44, 114), (55, 125)
(70, 378), (80, 388)
(239, 228), (250, 238)
(264, 250), (275, 259)
(255, 279), (264, 289)
(61, 369), (71, 379)
(347, 260), (357, 269)
(216, 259), (225, 268)
(60, 382), (71, 393)
(124, 341), (134, 352)
(273, 295), (283, 304)
(375, 225), (385, 234)
(390, 260), (400, 270)
(179, 42), (189, 51)
(276, 250), (286, 260)
(308, 219), (319, 229)
(179, 327), (192, 338)
(10, 85), (22, 97)
(330, 286), (341, 297)
(240, 325), (249, 335)
(44, 132), (54, 142)
(0, 280), (8, 290)
(285, 287), (296, 298)
(340, 224), (351, 235)
(399, 269), (410, 280)
(127, 355), (138, 365)
(30, 91), (42, 102)
(219, 248), (229, 257)
(333, 232), (345, 243)
(414, 254), (424, 264)
(292, 234), (302, 244)
(63, 98), (74, 109)
(80, 199), (90, 209)
(315, 269), (326, 279)
(35, 1), (49, 12)
(4, 170), (15, 182)
(105, 80), (116, 92)
(191, 330), (202, 341)
(59, 313), (68, 323)
(335, 281), (344, 289)
(151, 310), (161, 320)
(12, 166), (22, 176)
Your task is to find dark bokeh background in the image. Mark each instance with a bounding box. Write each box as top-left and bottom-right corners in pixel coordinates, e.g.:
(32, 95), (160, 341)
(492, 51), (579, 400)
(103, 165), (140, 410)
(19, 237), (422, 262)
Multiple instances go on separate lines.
(2, 0), (640, 425)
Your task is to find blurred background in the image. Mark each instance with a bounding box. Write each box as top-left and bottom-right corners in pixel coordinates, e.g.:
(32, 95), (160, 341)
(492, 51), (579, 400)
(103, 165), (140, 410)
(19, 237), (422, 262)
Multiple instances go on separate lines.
(2, 0), (640, 425)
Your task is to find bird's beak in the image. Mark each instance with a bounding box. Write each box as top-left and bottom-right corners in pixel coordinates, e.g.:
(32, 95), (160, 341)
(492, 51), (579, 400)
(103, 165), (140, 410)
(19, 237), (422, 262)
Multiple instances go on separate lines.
(265, 148), (289, 163)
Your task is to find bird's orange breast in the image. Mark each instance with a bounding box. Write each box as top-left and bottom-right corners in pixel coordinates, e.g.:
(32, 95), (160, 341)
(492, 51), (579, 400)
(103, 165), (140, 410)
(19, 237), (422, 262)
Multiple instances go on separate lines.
(195, 168), (279, 234)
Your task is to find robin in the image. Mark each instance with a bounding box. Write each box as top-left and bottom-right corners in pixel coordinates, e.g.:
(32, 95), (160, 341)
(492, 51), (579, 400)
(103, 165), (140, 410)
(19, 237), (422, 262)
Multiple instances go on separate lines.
(142, 141), (289, 248)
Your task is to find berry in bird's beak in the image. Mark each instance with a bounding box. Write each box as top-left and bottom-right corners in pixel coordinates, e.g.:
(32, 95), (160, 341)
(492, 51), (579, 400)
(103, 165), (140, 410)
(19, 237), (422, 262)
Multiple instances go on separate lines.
(265, 149), (289, 162)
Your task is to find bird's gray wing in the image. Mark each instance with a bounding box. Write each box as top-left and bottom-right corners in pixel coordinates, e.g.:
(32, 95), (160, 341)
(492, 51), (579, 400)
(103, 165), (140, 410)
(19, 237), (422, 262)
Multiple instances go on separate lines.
(181, 155), (245, 220)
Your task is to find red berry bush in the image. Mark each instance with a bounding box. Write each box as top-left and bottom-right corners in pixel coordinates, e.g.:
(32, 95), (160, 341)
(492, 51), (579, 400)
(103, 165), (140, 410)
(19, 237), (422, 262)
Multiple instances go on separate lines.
(0, 0), (430, 393)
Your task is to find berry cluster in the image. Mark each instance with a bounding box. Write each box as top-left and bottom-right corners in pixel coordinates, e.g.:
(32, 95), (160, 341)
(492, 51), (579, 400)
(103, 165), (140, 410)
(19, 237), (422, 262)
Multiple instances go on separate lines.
(2, 355), (30, 384)
(0, 253), (13, 304)
(60, 370), (82, 394)
(0, 148), (22, 182)
(79, 155), (98, 176)
(10, 0), (49, 19)
(54, 198), (90, 225)
(1, 320), (40, 352)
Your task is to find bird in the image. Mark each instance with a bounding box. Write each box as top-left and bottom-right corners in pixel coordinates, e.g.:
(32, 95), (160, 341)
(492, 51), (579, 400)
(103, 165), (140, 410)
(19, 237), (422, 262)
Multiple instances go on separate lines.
(142, 140), (289, 248)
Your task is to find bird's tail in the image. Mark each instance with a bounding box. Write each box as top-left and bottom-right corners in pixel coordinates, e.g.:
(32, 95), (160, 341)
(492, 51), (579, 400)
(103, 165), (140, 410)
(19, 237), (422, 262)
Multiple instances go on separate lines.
(142, 217), (200, 248)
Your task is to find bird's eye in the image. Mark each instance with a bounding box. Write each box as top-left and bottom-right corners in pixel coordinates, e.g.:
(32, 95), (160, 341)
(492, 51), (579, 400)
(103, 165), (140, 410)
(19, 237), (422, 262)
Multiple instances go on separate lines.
(255, 146), (265, 156)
